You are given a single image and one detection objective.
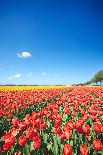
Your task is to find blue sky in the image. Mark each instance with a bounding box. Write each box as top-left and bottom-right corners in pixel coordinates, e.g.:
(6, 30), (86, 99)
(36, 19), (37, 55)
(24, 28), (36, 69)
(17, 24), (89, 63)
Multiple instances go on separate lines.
(0, 0), (103, 85)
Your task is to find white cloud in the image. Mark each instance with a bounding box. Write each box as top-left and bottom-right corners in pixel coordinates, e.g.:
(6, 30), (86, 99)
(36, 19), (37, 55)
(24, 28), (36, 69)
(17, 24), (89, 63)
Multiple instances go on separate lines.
(13, 74), (21, 78)
(8, 77), (14, 80)
(8, 73), (21, 80)
(25, 73), (32, 77)
(17, 51), (32, 58)
(41, 72), (46, 76)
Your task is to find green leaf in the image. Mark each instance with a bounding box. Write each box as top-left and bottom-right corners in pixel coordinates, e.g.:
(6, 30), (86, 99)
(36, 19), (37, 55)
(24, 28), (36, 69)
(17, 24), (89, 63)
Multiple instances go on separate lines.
(53, 135), (58, 155)
(47, 143), (52, 150)
(43, 133), (48, 143)
(23, 144), (30, 155)
(30, 142), (34, 152)
(98, 150), (103, 155)
(59, 106), (63, 113)
(62, 114), (68, 124)
(70, 140), (73, 147)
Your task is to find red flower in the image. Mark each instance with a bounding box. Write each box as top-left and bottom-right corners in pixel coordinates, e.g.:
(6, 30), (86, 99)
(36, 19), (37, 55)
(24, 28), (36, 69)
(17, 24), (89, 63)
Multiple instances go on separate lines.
(67, 120), (75, 130)
(11, 128), (18, 137)
(56, 114), (62, 120)
(2, 132), (12, 141)
(39, 118), (47, 130)
(18, 135), (26, 147)
(101, 125), (103, 132)
(60, 130), (72, 140)
(53, 125), (61, 134)
(0, 147), (2, 154)
(54, 119), (61, 126)
(82, 124), (90, 135)
(63, 124), (70, 131)
(32, 112), (37, 120)
(19, 122), (26, 131)
(3, 142), (13, 152)
(3, 135), (16, 151)
(0, 110), (2, 117)
(77, 126), (84, 134)
(93, 139), (103, 151)
(53, 108), (58, 115)
(26, 128), (38, 139)
(7, 114), (12, 120)
(80, 144), (89, 155)
(12, 117), (19, 128)
(63, 143), (72, 155)
(14, 151), (22, 155)
(94, 122), (102, 133)
(33, 136), (41, 149)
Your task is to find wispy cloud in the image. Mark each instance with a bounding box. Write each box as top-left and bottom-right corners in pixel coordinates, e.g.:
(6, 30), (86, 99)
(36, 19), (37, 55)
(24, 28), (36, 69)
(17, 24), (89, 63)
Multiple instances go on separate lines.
(25, 73), (32, 77)
(13, 74), (21, 78)
(8, 73), (21, 80)
(17, 51), (32, 58)
(8, 77), (14, 80)
(41, 72), (46, 76)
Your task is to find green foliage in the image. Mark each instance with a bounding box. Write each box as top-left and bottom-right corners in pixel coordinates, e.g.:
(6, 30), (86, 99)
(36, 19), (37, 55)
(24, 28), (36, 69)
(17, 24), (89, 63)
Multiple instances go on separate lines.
(83, 70), (103, 86)
(92, 70), (103, 85)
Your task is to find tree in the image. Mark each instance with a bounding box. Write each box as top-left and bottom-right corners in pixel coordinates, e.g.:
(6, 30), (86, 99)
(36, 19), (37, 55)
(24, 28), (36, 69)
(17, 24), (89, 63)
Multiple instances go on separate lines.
(92, 70), (103, 85)
(82, 70), (103, 86)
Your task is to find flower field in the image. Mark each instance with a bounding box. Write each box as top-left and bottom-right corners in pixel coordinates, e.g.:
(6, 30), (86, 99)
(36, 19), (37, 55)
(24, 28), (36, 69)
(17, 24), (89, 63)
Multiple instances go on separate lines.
(0, 86), (103, 155)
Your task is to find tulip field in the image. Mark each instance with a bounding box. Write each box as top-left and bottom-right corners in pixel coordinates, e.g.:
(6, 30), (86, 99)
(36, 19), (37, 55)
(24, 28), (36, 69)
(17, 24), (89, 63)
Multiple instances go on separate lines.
(0, 86), (103, 155)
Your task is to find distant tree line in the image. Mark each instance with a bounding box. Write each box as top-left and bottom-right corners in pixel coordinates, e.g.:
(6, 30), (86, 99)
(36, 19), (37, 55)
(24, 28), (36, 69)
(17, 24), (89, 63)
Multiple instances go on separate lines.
(72, 70), (103, 86)
(83, 70), (103, 86)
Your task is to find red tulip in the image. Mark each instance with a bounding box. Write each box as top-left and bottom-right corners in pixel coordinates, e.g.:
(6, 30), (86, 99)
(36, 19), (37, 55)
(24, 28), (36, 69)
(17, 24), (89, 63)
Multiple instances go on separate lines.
(0, 147), (2, 154)
(26, 128), (39, 139)
(77, 126), (84, 134)
(54, 125), (61, 134)
(60, 130), (72, 140)
(19, 122), (26, 131)
(18, 135), (26, 147)
(63, 143), (72, 155)
(3, 135), (16, 151)
(94, 122), (102, 133)
(67, 120), (75, 130)
(14, 151), (22, 155)
(82, 124), (90, 135)
(33, 136), (41, 149)
(80, 144), (89, 155)
(93, 139), (103, 151)
(12, 117), (19, 127)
